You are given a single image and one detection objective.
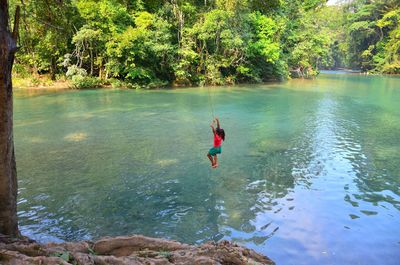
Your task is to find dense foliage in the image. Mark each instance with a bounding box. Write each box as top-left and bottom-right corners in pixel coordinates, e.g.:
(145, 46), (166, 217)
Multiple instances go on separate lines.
(9, 0), (400, 88)
(342, 0), (400, 74)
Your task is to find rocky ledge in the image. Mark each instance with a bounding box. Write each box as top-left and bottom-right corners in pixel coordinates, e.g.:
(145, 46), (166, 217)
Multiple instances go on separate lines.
(0, 234), (274, 265)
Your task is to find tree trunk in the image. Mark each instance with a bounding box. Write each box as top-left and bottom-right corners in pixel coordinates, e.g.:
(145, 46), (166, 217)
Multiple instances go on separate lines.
(99, 58), (103, 79)
(50, 56), (56, 80)
(0, 1), (20, 237)
(89, 45), (93, 76)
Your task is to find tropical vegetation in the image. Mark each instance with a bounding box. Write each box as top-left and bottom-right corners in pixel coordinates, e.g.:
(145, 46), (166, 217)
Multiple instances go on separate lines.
(8, 0), (400, 89)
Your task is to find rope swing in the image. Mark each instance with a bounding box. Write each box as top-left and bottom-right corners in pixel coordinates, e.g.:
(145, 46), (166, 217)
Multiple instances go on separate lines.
(207, 86), (216, 119)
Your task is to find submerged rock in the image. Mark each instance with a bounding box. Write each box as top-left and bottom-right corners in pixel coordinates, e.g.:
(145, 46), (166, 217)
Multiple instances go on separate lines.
(0, 234), (274, 265)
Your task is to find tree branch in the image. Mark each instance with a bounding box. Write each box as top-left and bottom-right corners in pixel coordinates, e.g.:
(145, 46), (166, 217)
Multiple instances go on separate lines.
(12, 6), (20, 41)
(0, 0), (9, 31)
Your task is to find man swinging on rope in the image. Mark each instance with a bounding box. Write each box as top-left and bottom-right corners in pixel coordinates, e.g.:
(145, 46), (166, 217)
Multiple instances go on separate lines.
(207, 117), (225, 168)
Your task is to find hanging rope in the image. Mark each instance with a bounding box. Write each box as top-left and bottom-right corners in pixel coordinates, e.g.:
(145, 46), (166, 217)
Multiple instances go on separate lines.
(207, 86), (216, 119)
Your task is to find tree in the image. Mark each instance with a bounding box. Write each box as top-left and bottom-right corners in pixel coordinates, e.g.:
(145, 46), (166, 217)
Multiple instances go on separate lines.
(0, 0), (20, 237)
(245, 11), (283, 81)
(343, 0), (399, 71)
(12, 0), (79, 79)
(280, 1), (333, 77)
(376, 6), (400, 73)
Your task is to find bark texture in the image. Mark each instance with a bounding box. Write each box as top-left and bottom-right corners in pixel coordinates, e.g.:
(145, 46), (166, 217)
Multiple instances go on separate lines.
(0, 0), (20, 237)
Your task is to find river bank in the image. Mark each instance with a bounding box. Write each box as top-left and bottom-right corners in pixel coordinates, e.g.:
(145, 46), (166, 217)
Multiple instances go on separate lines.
(14, 70), (397, 92)
(0, 234), (274, 265)
(13, 75), (73, 90)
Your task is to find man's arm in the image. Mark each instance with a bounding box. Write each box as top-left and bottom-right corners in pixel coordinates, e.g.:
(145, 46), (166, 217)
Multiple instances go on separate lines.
(210, 123), (216, 135)
(215, 117), (220, 129)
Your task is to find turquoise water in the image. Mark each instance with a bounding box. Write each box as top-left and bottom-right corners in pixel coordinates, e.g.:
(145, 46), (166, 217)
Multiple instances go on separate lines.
(15, 73), (400, 265)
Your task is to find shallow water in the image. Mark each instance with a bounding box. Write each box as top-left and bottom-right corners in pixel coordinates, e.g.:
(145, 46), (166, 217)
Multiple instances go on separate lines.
(15, 73), (400, 265)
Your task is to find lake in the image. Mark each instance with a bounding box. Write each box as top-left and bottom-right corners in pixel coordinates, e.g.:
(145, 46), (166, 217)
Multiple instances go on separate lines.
(14, 73), (400, 265)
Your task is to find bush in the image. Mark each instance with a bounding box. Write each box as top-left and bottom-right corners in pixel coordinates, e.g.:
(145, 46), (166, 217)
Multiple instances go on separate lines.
(382, 63), (400, 74)
(71, 76), (103, 89)
(146, 79), (169, 89)
(13, 63), (30, 78)
(66, 65), (87, 79)
(31, 77), (41, 86)
(66, 65), (102, 89)
(109, 78), (128, 88)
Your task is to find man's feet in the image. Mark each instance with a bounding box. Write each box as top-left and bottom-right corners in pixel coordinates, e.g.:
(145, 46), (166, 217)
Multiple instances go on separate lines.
(212, 163), (218, 168)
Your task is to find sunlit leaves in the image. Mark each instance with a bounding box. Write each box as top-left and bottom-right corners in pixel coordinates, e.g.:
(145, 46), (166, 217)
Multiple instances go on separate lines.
(343, 0), (400, 72)
(16, 0), (399, 87)
(249, 12), (280, 63)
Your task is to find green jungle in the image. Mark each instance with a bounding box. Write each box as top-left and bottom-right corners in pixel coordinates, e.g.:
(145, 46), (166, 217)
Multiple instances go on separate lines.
(10, 0), (400, 89)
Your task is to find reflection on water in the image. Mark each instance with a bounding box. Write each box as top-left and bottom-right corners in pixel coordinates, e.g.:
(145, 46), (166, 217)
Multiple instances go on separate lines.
(15, 74), (400, 265)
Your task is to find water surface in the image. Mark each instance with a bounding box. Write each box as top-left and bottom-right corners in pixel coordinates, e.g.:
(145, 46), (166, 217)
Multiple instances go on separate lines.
(15, 73), (400, 265)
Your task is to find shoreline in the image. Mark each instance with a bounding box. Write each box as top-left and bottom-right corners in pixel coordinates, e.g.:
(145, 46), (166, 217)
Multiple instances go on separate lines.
(13, 71), (400, 92)
(0, 234), (274, 265)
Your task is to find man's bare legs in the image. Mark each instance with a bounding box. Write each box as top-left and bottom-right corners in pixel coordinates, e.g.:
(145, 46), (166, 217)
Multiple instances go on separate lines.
(207, 153), (215, 167)
(212, 155), (218, 168)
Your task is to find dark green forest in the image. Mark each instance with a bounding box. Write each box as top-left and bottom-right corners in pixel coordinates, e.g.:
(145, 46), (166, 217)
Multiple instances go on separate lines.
(9, 0), (400, 88)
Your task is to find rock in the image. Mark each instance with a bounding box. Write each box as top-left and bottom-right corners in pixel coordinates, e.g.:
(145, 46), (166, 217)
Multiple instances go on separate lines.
(0, 249), (70, 265)
(0, 241), (47, 257)
(47, 241), (92, 254)
(93, 235), (189, 256)
(91, 255), (142, 265)
(73, 252), (96, 265)
(0, 234), (274, 265)
(193, 256), (217, 265)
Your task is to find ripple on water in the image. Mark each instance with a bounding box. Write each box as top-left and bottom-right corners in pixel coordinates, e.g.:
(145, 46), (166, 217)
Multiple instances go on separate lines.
(14, 76), (400, 265)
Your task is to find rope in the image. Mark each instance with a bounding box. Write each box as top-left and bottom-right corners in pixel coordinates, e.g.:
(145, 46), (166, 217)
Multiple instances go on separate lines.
(207, 86), (216, 119)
